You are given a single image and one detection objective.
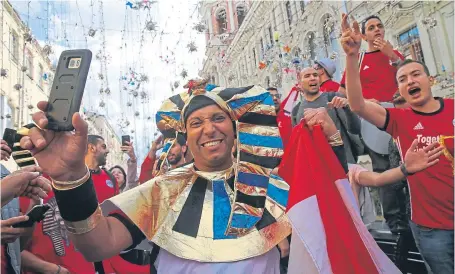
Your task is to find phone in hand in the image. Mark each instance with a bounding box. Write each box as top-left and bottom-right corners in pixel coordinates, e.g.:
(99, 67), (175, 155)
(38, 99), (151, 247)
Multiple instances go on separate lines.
(12, 204), (50, 228)
(121, 135), (131, 146)
(46, 49), (92, 131)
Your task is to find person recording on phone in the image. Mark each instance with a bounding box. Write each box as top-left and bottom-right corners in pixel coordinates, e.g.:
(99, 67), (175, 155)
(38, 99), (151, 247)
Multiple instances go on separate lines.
(1, 141), (51, 274)
(109, 140), (138, 193)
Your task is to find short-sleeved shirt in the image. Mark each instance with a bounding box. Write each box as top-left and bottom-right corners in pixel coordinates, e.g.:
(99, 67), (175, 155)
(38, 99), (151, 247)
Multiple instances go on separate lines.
(320, 79), (340, 93)
(382, 98), (454, 229)
(340, 50), (404, 102)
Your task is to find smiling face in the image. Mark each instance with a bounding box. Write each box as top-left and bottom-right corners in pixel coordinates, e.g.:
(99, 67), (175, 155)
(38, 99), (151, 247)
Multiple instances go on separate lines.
(299, 67), (320, 95)
(89, 138), (109, 167)
(186, 104), (235, 172)
(364, 18), (385, 43)
(396, 62), (433, 107)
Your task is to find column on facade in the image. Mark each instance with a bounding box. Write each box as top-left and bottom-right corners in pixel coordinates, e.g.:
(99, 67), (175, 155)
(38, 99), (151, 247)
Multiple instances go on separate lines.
(415, 11), (438, 75)
(434, 8), (454, 73)
(228, 0), (235, 33)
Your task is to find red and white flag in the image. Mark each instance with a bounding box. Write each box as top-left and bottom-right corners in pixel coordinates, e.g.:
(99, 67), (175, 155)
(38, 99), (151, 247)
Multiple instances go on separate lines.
(279, 124), (400, 274)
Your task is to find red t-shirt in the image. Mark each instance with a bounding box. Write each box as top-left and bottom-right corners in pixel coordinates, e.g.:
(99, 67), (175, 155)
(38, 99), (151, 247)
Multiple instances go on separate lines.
(1, 245), (8, 274)
(320, 79), (340, 92)
(21, 170), (118, 274)
(139, 155), (155, 184)
(340, 50), (404, 102)
(384, 98), (454, 229)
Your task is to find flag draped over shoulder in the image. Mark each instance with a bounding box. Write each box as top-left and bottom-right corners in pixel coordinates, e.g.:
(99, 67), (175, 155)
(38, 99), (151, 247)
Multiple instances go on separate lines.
(279, 123), (401, 274)
(277, 86), (299, 148)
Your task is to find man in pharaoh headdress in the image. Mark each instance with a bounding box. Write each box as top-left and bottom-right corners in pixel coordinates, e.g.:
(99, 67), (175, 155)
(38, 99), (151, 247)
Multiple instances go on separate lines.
(20, 80), (349, 273)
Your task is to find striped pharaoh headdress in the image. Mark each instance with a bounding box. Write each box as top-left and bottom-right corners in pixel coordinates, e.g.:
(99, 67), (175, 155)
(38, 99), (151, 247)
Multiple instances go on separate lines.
(155, 80), (284, 235)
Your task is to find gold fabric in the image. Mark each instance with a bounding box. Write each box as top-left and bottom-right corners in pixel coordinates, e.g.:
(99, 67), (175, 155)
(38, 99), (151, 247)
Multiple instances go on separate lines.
(103, 163), (291, 262)
(65, 206), (102, 234)
(439, 135), (454, 173)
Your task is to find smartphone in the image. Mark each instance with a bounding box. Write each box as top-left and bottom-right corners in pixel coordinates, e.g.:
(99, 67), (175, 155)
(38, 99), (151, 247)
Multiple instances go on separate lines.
(46, 49), (92, 131)
(12, 204), (50, 228)
(2, 128), (16, 150)
(121, 135), (130, 146)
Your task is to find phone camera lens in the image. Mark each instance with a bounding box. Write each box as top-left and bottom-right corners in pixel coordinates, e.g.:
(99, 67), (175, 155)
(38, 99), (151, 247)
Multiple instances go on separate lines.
(69, 60), (75, 67)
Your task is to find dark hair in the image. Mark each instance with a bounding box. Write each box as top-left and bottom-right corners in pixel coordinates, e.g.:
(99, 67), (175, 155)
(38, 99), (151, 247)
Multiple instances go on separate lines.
(176, 133), (187, 147)
(88, 134), (104, 145)
(361, 15), (382, 34)
(109, 165), (127, 190)
(396, 59), (431, 77)
(266, 87), (278, 91)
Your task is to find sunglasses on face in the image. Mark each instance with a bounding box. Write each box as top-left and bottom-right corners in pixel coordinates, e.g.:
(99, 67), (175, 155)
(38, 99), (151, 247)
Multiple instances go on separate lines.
(271, 94), (281, 99)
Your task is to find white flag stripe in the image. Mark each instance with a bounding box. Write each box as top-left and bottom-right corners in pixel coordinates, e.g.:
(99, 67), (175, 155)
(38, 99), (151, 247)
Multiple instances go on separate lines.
(287, 195), (333, 274)
(335, 179), (401, 274)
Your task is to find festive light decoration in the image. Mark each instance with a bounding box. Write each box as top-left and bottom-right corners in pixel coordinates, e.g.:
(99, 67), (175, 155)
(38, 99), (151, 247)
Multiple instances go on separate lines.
(1, 69), (8, 77)
(258, 61), (266, 70)
(42, 45), (53, 56)
(27, 104), (34, 110)
(146, 20), (157, 31)
(14, 84), (22, 90)
(21, 66), (27, 72)
(174, 81), (180, 88)
(88, 28), (97, 37)
(134, 111), (140, 117)
(187, 41), (197, 53)
(193, 22), (206, 33)
(104, 87), (111, 94)
(99, 101), (105, 107)
(180, 69), (188, 79)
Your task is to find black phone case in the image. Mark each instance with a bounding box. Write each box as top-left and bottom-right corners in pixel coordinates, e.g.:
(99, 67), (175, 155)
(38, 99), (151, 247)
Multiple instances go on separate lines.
(46, 49), (92, 131)
(12, 205), (50, 228)
(122, 135), (130, 146)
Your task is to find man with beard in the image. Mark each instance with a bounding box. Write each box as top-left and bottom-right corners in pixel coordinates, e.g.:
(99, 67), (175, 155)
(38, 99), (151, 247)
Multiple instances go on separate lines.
(292, 67), (361, 164)
(139, 133), (188, 184)
(165, 134), (187, 169)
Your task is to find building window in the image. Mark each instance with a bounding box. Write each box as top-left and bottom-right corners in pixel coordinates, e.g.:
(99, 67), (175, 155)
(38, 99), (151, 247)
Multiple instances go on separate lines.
(0, 96), (13, 134)
(252, 48), (257, 66)
(398, 26), (425, 63)
(322, 15), (335, 57)
(268, 26), (273, 45)
(304, 32), (316, 66)
(299, 1), (305, 13)
(38, 64), (44, 88)
(216, 9), (228, 34)
(237, 5), (246, 27)
(285, 2), (292, 27)
(10, 30), (19, 62)
(25, 50), (33, 79)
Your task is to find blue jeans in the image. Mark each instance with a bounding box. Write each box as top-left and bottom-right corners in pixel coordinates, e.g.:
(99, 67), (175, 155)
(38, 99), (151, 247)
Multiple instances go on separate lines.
(409, 220), (454, 274)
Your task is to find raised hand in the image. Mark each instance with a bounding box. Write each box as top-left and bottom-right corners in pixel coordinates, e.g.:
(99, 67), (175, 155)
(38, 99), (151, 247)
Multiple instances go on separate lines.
(404, 140), (444, 174)
(19, 101), (88, 181)
(340, 13), (362, 56)
(121, 141), (136, 161)
(328, 96), (349, 109)
(373, 38), (394, 57)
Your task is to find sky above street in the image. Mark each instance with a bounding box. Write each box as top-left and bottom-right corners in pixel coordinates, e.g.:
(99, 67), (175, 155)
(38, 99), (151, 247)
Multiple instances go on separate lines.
(9, 0), (206, 164)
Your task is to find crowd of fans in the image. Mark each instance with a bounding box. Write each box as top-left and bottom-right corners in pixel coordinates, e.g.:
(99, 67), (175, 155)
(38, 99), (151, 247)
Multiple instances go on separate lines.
(0, 14), (453, 274)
